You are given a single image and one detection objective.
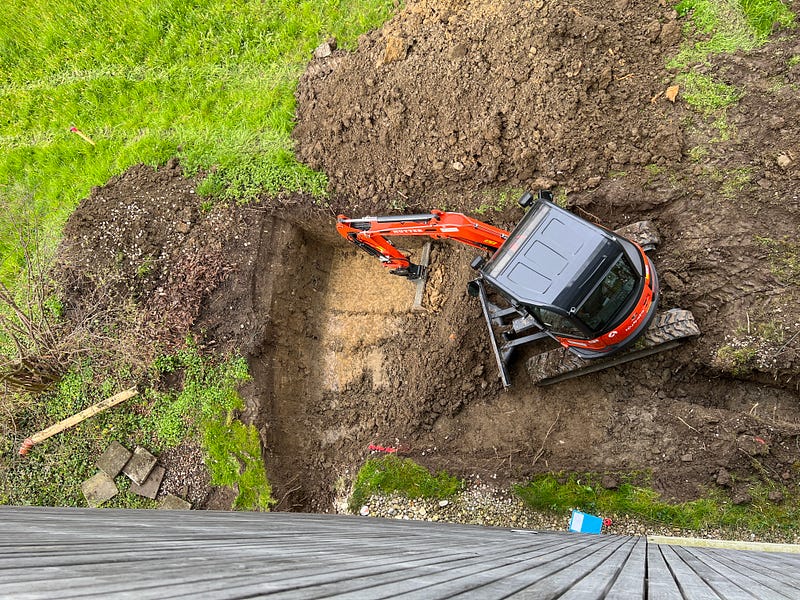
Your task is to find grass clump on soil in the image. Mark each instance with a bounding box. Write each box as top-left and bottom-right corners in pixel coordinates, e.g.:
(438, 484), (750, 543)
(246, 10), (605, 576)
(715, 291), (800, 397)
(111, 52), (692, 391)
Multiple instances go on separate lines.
(349, 456), (464, 513)
(149, 344), (273, 511)
(755, 236), (800, 285)
(514, 473), (800, 534)
(671, 0), (795, 69)
(676, 72), (742, 114)
(0, 0), (398, 282)
(0, 345), (272, 511)
(669, 0), (793, 119)
(475, 187), (525, 215)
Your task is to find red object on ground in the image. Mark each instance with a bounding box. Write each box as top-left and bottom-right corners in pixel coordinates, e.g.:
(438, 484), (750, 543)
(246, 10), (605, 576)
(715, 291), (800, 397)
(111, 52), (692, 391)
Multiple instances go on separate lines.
(603, 518), (613, 527)
(69, 125), (96, 146)
(18, 438), (35, 456)
(369, 444), (397, 454)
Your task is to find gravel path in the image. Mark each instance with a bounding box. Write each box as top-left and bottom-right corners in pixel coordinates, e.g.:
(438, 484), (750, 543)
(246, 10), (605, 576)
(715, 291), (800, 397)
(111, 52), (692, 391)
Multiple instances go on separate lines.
(352, 483), (800, 545)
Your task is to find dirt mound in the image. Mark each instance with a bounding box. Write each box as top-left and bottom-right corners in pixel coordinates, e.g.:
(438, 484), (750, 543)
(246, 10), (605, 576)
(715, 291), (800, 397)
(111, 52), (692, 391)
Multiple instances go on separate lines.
(294, 0), (683, 206)
(58, 159), (248, 350)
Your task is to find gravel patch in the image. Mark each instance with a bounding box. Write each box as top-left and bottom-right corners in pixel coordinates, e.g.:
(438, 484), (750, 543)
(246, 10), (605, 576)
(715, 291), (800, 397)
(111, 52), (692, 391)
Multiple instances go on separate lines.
(353, 483), (800, 544)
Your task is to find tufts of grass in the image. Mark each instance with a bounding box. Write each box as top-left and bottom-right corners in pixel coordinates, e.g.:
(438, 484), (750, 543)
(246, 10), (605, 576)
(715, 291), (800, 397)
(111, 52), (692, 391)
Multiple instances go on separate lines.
(671, 0), (794, 69)
(148, 344), (273, 510)
(475, 187), (525, 215)
(677, 72), (742, 114)
(514, 473), (800, 534)
(715, 343), (758, 376)
(349, 456), (464, 513)
(754, 236), (800, 285)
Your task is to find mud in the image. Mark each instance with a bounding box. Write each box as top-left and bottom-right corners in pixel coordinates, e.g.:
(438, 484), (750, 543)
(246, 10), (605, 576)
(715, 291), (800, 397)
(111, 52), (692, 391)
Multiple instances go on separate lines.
(56, 0), (800, 511)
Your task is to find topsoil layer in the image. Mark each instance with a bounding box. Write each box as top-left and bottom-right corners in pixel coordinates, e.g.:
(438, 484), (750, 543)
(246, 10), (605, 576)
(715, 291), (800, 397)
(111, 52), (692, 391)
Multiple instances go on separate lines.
(57, 0), (800, 513)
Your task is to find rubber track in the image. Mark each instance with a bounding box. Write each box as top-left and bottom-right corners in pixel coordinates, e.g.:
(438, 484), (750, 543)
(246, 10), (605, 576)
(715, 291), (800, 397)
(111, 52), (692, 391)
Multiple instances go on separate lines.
(526, 309), (700, 386)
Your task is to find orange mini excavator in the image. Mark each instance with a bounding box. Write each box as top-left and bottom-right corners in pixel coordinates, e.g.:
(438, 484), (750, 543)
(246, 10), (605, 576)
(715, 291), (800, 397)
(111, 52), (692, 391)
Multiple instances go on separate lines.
(336, 191), (699, 387)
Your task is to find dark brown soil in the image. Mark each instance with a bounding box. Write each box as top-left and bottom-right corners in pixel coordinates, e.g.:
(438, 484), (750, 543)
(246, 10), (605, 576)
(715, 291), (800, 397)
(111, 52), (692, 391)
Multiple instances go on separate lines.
(56, 0), (800, 512)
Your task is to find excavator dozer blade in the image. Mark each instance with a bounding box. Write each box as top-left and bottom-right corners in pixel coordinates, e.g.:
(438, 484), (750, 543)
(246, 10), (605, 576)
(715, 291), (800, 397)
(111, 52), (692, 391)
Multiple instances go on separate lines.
(527, 309), (700, 386)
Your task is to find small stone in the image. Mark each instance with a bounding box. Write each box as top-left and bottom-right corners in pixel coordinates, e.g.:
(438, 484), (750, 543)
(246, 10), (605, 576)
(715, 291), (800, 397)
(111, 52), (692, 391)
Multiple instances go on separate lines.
(82, 471), (119, 507)
(738, 435), (770, 456)
(313, 40), (335, 59)
(130, 465), (165, 499)
(383, 36), (407, 63)
(438, 500), (449, 507)
(681, 453), (693, 462)
(448, 43), (469, 60)
(777, 154), (792, 169)
(451, 161), (464, 171)
(97, 441), (132, 478)
(768, 490), (784, 503)
(359, 505), (370, 516)
(601, 475), (619, 490)
(123, 446), (158, 485)
(159, 494), (192, 510)
(733, 489), (752, 505)
(586, 176), (602, 188)
(176, 221), (190, 234)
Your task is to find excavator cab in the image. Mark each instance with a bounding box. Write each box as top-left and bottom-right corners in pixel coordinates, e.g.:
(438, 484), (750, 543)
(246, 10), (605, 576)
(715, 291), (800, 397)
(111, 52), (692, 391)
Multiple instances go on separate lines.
(477, 196), (658, 349)
(469, 194), (660, 385)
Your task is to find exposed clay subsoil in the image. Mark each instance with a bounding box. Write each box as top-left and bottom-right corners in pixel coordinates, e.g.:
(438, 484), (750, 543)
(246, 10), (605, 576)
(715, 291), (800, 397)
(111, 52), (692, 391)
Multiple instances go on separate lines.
(57, 0), (799, 512)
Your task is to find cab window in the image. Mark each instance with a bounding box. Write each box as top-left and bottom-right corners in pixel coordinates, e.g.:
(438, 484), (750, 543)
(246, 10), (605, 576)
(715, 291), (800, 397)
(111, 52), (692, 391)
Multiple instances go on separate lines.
(576, 255), (636, 331)
(531, 307), (584, 337)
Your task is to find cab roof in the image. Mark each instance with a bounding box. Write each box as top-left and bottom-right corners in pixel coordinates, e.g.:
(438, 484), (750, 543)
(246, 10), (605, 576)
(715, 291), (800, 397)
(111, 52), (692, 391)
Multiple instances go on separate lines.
(480, 200), (623, 312)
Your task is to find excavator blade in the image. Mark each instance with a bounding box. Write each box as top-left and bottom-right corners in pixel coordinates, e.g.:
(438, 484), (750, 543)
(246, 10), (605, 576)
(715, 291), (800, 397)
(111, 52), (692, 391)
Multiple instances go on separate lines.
(526, 309), (700, 386)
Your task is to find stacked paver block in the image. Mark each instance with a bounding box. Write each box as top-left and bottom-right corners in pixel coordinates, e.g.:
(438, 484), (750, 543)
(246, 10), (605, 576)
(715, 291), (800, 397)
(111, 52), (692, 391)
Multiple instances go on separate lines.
(82, 442), (189, 508)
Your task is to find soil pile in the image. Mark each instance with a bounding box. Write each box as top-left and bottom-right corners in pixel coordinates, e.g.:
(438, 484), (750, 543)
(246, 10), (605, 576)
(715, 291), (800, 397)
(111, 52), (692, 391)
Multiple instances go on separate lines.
(294, 0), (684, 206)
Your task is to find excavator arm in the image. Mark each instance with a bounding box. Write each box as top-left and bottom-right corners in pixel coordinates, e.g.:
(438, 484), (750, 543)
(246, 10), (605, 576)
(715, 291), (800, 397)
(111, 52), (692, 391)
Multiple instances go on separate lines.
(336, 209), (510, 279)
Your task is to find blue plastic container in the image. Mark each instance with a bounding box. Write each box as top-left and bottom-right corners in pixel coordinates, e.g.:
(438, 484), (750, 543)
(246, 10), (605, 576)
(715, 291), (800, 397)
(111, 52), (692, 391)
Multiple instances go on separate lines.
(569, 510), (604, 534)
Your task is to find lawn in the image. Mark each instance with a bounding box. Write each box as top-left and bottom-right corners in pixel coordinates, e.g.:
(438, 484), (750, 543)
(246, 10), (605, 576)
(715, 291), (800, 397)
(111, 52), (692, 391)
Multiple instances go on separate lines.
(0, 0), (397, 281)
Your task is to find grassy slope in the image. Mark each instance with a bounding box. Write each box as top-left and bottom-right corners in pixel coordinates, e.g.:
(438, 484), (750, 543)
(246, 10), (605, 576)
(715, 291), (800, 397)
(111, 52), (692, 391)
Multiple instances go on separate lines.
(0, 0), (396, 281)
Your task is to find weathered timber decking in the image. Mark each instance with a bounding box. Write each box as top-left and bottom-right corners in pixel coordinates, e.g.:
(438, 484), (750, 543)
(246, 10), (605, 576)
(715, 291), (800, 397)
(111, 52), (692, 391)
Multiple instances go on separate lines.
(1, 506), (798, 599)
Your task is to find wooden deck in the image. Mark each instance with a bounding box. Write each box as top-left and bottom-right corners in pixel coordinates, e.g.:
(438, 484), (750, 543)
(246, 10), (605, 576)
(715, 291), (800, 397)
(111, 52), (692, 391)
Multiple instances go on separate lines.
(1, 506), (798, 598)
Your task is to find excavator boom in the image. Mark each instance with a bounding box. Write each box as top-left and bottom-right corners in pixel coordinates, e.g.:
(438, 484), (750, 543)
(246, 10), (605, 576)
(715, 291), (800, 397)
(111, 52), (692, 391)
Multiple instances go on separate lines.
(336, 209), (509, 278)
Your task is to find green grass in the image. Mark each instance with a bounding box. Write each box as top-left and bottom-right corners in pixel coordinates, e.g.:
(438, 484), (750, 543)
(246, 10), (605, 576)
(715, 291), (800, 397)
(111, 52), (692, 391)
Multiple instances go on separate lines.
(474, 187), (524, 215)
(670, 0), (794, 69)
(349, 456), (464, 512)
(0, 0), (398, 282)
(668, 0), (794, 119)
(677, 72), (742, 114)
(0, 344), (272, 510)
(148, 344), (273, 510)
(515, 473), (800, 534)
